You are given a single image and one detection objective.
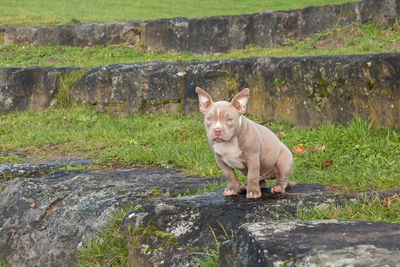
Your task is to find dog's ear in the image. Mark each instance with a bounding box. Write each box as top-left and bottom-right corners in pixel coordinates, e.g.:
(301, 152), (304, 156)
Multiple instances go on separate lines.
(231, 88), (250, 115)
(196, 87), (213, 114)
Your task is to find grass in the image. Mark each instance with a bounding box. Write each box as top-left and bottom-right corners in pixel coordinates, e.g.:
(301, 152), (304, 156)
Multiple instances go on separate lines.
(77, 206), (131, 266)
(54, 70), (89, 108)
(192, 226), (227, 267)
(1, 23), (399, 68)
(298, 194), (400, 223)
(1, 108), (399, 193)
(1, 1), (399, 266)
(0, 0), (359, 27)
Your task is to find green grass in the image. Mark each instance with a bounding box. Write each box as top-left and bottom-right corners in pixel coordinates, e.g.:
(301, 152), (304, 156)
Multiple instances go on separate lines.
(77, 206), (132, 266)
(1, 108), (399, 193)
(2, 110), (398, 267)
(298, 195), (400, 223)
(0, 155), (23, 164)
(192, 226), (226, 267)
(54, 70), (89, 108)
(0, 108), (220, 176)
(0, 0), (359, 27)
(1, 1), (399, 265)
(1, 23), (399, 68)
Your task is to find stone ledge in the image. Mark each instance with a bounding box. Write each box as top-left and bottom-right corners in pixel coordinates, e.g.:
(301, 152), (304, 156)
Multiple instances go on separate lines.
(220, 220), (400, 266)
(3, 0), (400, 53)
(70, 53), (400, 127)
(1, 53), (400, 127)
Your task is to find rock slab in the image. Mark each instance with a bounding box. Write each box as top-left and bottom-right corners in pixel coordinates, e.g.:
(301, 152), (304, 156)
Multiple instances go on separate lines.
(1, 53), (400, 127)
(0, 167), (222, 267)
(0, 67), (83, 112)
(220, 220), (400, 266)
(71, 53), (400, 127)
(121, 185), (399, 267)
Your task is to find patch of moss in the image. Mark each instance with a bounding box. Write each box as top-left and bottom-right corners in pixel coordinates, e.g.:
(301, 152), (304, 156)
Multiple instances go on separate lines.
(161, 98), (170, 105)
(130, 223), (178, 252)
(367, 79), (376, 89)
(0, 155), (23, 164)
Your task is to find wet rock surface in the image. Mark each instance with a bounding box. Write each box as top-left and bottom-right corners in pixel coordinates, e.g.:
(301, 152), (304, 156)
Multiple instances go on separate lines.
(3, 0), (399, 53)
(220, 220), (400, 267)
(0, 166), (222, 267)
(0, 158), (92, 179)
(0, 159), (398, 267)
(120, 184), (399, 267)
(0, 158), (92, 191)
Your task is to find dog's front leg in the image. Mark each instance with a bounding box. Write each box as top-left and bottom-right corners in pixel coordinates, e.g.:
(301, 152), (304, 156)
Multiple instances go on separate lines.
(215, 155), (239, 196)
(246, 155), (262, 199)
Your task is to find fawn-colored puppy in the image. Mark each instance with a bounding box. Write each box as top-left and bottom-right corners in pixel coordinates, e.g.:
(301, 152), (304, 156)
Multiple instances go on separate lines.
(196, 87), (295, 198)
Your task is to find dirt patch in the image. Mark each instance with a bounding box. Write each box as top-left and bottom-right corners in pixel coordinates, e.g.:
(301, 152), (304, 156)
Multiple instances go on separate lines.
(385, 41), (400, 51)
(315, 26), (359, 49)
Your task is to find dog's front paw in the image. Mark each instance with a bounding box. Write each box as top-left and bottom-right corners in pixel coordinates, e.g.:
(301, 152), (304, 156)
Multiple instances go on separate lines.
(246, 190), (262, 199)
(224, 187), (238, 196)
(271, 185), (285, 194)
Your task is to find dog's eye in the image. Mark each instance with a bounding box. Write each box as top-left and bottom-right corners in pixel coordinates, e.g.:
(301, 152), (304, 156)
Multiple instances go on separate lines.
(207, 117), (212, 121)
(227, 118), (233, 123)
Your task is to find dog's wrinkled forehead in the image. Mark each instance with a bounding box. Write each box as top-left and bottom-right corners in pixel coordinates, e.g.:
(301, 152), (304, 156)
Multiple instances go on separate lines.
(205, 101), (238, 118)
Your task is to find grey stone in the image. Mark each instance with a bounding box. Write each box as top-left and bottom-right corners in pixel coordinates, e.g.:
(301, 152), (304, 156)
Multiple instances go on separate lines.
(0, 158), (92, 178)
(71, 53), (400, 127)
(70, 62), (190, 114)
(4, 0), (399, 53)
(120, 184), (399, 267)
(0, 167), (222, 266)
(4, 21), (144, 47)
(220, 220), (400, 267)
(0, 67), (60, 112)
(2, 53), (400, 127)
(0, 158), (92, 191)
(0, 67), (84, 112)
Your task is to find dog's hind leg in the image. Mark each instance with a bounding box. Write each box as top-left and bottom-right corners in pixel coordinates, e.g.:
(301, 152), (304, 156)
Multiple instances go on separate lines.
(271, 149), (293, 194)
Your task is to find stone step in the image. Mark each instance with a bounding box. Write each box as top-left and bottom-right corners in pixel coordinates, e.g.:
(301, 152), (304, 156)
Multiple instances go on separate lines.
(3, 0), (399, 53)
(2, 53), (399, 127)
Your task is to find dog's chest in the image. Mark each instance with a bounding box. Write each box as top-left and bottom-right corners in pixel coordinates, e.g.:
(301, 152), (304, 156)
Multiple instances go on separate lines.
(213, 137), (245, 169)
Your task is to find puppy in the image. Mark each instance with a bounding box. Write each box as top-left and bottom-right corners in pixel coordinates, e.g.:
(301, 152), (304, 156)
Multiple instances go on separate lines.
(196, 87), (295, 199)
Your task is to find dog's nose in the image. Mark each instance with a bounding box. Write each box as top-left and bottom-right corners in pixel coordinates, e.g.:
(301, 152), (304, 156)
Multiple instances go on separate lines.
(214, 127), (223, 135)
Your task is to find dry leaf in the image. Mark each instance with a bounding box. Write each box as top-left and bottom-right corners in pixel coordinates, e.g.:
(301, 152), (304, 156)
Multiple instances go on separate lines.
(278, 132), (287, 138)
(293, 145), (326, 154)
(292, 146), (307, 154)
(321, 160), (333, 169)
(10, 229), (15, 239)
(30, 203), (36, 208)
